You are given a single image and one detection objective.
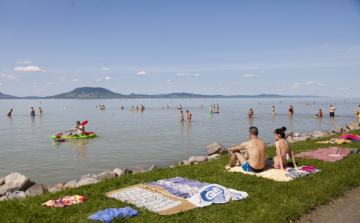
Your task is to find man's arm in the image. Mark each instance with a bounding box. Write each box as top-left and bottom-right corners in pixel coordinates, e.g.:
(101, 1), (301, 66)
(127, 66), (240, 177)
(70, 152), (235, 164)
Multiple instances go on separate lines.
(230, 142), (247, 152)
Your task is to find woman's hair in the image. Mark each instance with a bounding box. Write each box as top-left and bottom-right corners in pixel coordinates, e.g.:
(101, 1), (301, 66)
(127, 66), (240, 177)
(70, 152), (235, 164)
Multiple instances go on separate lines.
(274, 127), (287, 138)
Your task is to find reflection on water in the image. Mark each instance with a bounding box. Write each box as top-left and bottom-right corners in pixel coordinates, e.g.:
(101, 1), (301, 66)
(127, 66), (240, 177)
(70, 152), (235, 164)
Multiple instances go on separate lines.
(0, 98), (357, 185)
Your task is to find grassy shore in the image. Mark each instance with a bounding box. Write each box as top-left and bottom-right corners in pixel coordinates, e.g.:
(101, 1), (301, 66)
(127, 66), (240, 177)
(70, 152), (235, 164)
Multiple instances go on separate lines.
(1, 129), (360, 223)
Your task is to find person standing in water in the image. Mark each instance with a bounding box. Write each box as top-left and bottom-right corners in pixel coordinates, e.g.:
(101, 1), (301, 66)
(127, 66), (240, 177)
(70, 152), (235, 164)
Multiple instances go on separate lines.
(186, 110), (192, 122)
(209, 105), (213, 114)
(131, 106), (134, 111)
(7, 109), (13, 116)
(39, 107), (43, 115)
(288, 105), (294, 115)
(272, 106), (275, 115)
(248, 108), (254, 118)
(355, 105), (360, 117)
(319, 109), (323, 117)
(166, 104), (169, 108)
(200, 104), (203, 108)
(180, 111), (184, 122)
(30, 107), (35, 116)
(329, 105), (336, 117)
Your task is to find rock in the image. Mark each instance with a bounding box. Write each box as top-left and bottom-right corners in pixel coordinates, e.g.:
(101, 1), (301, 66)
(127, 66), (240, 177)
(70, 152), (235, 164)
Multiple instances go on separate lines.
(188, 156), (208, 165)
(301, 133), (313, 138)
(322, 131), (330, 137)
(343, 129), (349, 133)
(5, 191), (26, 200)
(118, 168), (132, 177)
(292, 137), (309, 142)
(194, 162), (199, 165)
(206, 142), (228, 156)
(0, 172), (36, 196)
(285, 131), (293, 139)
(148, 165), (158, 171)
(80, 174), (97, 180)
(266, 143), (275, 147)
(293, 132), (300, 137)
(313, 131), (324, 138)
(169, 165), (175, 168)
(287, 136), (294, 143)
(0, 178), (5, 186)
(346, 123), (358, 130)
(95, 171), (116, 182)
(352, 118), (360, 125)
(132, 166), (145, 174)
(331, 126), (343, 134)
(77, 178), (99, 187)
(25, 184), (44, 196)
(207, 154), (221, 161)
(53, 182), (65, 188)
(112, 168), (123, 176)
(42, 184), (49, 192)
(48, 186), (63, 193)
(0, 195), (7, 202)
(178, 160), (189, 166)
(64, 180), (78, 189)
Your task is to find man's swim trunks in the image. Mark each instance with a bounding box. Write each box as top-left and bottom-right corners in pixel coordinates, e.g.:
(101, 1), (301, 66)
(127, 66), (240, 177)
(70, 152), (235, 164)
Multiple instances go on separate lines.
(7, 114), (10, 116)
(330, 112), (335, 117)
(31, 113), (35, 116)
(242, 162), (262, 173)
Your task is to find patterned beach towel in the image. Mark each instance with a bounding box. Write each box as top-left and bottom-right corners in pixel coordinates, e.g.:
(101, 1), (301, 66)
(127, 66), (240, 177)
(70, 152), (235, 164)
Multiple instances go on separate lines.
(294, 147), (351, 162)
(42, 195), (86, 207)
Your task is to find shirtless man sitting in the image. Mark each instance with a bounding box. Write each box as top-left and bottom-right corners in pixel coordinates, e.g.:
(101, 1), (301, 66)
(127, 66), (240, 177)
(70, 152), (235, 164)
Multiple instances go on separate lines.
(66, 121), (85, 136)
(226, 126), (266, 172)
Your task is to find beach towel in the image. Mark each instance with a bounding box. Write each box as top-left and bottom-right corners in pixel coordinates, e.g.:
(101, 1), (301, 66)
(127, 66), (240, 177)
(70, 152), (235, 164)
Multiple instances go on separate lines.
(187, 184), (248, 207)
(42, 195), (86, 207)
(294, 147), (351, 162)
(339, 134), (360, 141)
(315, 139), (351, 144)
(88, 207), (138, 223)
(144, 177), (210, 198)
(226, 166), (302, 182)
(285, 171), (309, 179)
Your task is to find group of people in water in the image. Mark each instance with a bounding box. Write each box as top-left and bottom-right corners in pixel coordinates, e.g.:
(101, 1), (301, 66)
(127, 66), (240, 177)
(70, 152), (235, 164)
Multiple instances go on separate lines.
(226, 126), (297, 172)
(208, 104), (220, 114)
(180, 110), (192, 122)
(7, 107), (43, 117)
(130, 105), (145, 111)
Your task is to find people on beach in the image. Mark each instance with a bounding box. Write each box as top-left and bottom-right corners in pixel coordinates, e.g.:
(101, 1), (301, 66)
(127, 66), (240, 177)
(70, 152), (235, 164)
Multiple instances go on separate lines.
(66, 121), (85, 136)
(226, 126), (266, 172)
(180, 111), (184, 122)
(329, 105), (336, 117)
(39, 107), (43, 115)
(248, 108), (254, 118)
(30, 107), (35, 116)
(265, 127), (297, 170)
(319, 109), (323, 117)
(272, 106), (275, 115)
(209, 105), (213, 115)
(288, 105), (294, 115)
(7, 109), (13, 116)
(186, 110), (192, 122)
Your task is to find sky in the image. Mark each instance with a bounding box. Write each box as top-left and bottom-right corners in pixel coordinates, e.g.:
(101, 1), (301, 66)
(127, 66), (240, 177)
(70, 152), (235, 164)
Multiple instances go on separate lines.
(0, 0), (359, 97)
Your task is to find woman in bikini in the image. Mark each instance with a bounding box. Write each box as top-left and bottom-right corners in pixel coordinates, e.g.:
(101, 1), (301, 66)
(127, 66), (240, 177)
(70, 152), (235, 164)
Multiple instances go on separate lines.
(266, 127), (297, 171)
(288, 105), (294, 115)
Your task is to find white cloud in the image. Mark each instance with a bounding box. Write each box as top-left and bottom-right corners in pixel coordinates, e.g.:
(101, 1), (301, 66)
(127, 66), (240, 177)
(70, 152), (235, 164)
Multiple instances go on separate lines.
(305, 81), (315, 85)
(72, 79), (79, 82)
(1, 74), (22, 81)
(261, 70), (265, 73)
(14, 66), (45, 72)
(17, 61), (32, 64)
(195, 73), (201, 76)
(101, 67), (112, 72)
(47, 82), (54, 84)
(318, 83), (325, 87)
(60, 77), (67, 81)
(137, 71), (147, 75)
(176, 73), (190, 76)
(95, 79), (101, 81)
(105, 76), (111, 80)
(292, 85), (299, 88)
(243, 74), (259, 77)
(166, 80), (171, 82)
(155, 75), (160, 78)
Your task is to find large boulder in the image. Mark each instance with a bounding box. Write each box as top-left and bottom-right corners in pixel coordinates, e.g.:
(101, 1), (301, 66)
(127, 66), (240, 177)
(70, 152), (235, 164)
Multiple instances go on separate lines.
(301, 133), (313, 138)
(25, 184), (44, 196)
(292, 137), (309, 142)
(112, 168), (123, 176)
(206, 142), (228, 156)
(95, 171), (117, 182)
(0, 172), (35, 196)
(293, 132), (300, 137)
(178, 160), (189, 166)
(5, 191), (26, 200)
(80, 174), (96, 180)
(77, 178), (99, 187)
(0, 195), (7, 202)
(132, 166), (145, 174)
(65, 180), (78, 189)
(118, 168), (132, 177)
(207, 154), (221, 161)
(188, 156), (208, 165)
(48, 182), (65, 193)
(313, 131), (324, 138)
(0, 178), (4, 186)
(331, 126), (343, 134)
(287, 136), (294, 143)
(285, 132), (293, 139)
(346, 123), (358, 130)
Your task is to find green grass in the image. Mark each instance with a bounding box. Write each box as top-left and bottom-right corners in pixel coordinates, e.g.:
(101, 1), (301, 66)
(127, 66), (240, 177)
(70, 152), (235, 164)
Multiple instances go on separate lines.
(1, 130), (360, 223)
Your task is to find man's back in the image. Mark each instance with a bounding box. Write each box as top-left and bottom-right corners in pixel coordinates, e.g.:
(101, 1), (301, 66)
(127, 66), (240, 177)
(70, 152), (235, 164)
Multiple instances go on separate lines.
(244, 138), (266, 169)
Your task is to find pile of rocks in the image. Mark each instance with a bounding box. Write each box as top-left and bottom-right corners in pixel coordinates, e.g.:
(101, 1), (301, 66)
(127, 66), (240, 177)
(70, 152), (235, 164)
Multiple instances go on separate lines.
(178, 142), (227, 166)
(0, 165), (158, 202)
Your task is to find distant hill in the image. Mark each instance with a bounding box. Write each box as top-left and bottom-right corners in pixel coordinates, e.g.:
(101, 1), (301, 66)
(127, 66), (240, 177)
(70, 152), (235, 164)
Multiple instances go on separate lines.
(0, 87), (320, 99)
(0, 92), (18, 99)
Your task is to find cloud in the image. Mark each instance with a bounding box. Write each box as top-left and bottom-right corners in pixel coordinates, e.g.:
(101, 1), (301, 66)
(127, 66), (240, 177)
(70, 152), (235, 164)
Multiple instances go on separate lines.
(318, 83), (325, 87)
(137, 71), (147, 75)
(101, 67), (112, 72)
(1, 74), (22, 81)
(95, 79), (101, 81)
(195, 73), (201, 76)
(60, 77), (67, 81)
(166, 80), (171, 82)
(105, 76), (111, 80)
(17, 61), (32, 64)
(292, 85), (299, 88)
(72, 79), (79, 82)
(176, 73), (190, 76)
(14, 66), (46, 72)
(47, 82), (54, 84)
(305, 81), (315, 85)
(243, 74), (259, 77)
(261, 70), (265, 73)
(155, 75), (160, 78)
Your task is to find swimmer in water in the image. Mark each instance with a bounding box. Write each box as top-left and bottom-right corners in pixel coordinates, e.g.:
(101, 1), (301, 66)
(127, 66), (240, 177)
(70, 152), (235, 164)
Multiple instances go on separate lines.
(30, 107), (35, 116)
(121, 105), (124, 109)
(131, 106), (134, 111)
(200, 104), (203, 108)
(319, 109), (323, 117)
(7, 109), (13, 116)
(272, 106), (275, 115)
(209, 105), (213, 114)
(288, 105), (294, 115)
(180, 111), (184, 122)
(248, 108), (254, 118)
(329, 105), (336, 117)
(39, 107), (43, 115)
(186, 110), (192, 122)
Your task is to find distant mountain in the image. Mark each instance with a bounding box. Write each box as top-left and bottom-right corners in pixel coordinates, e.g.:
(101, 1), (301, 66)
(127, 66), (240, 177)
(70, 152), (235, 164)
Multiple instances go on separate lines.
(0, 92), (18, 99)
(0, 87), (320, 99)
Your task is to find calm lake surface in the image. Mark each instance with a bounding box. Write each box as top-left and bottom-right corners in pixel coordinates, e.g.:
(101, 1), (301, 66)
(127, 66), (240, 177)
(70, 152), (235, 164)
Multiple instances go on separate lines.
(0, 97), (358, 185)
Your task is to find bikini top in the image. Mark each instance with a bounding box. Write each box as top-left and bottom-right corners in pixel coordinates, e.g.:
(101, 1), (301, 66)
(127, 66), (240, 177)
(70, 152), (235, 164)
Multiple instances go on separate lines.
(277, 139), (290, 160)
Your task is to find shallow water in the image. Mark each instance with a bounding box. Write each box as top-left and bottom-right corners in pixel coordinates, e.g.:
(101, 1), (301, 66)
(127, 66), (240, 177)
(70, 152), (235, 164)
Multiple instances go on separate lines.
(0, 97), (358, 185)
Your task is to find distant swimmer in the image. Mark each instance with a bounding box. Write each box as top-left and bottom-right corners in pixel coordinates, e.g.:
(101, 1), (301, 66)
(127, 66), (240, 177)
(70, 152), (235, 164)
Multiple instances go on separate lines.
(7, 109), (13, 116)
(306, 101), (309, 106)
(162, 106), (164, 109)
(136, 106), (138, 111)
(167, 104), (169, 108)
(272, 106), (275, 115)
(288, 105), (294, 115)
(131, 106), (134, 111)
(66, 121), (85, 136)
(209, 105), (213, 115)
(319, 109), (323, 117)
(180, 111), (184, 122)
(200, 104), (203, 108)
(248, 108), (254, 118)
(186, 110), (192, 122)
(177, 105), (182, 110)
(329, 105), (336, 117)
(216, 104), (219, 111)
(121, 105), (124, 109)
(39, 107), (43, 115)
(30, 107), (35, 116)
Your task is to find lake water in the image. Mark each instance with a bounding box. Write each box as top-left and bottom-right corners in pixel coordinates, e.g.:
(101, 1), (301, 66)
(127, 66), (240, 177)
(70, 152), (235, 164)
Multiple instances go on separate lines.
(0, 97), (358, 185)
